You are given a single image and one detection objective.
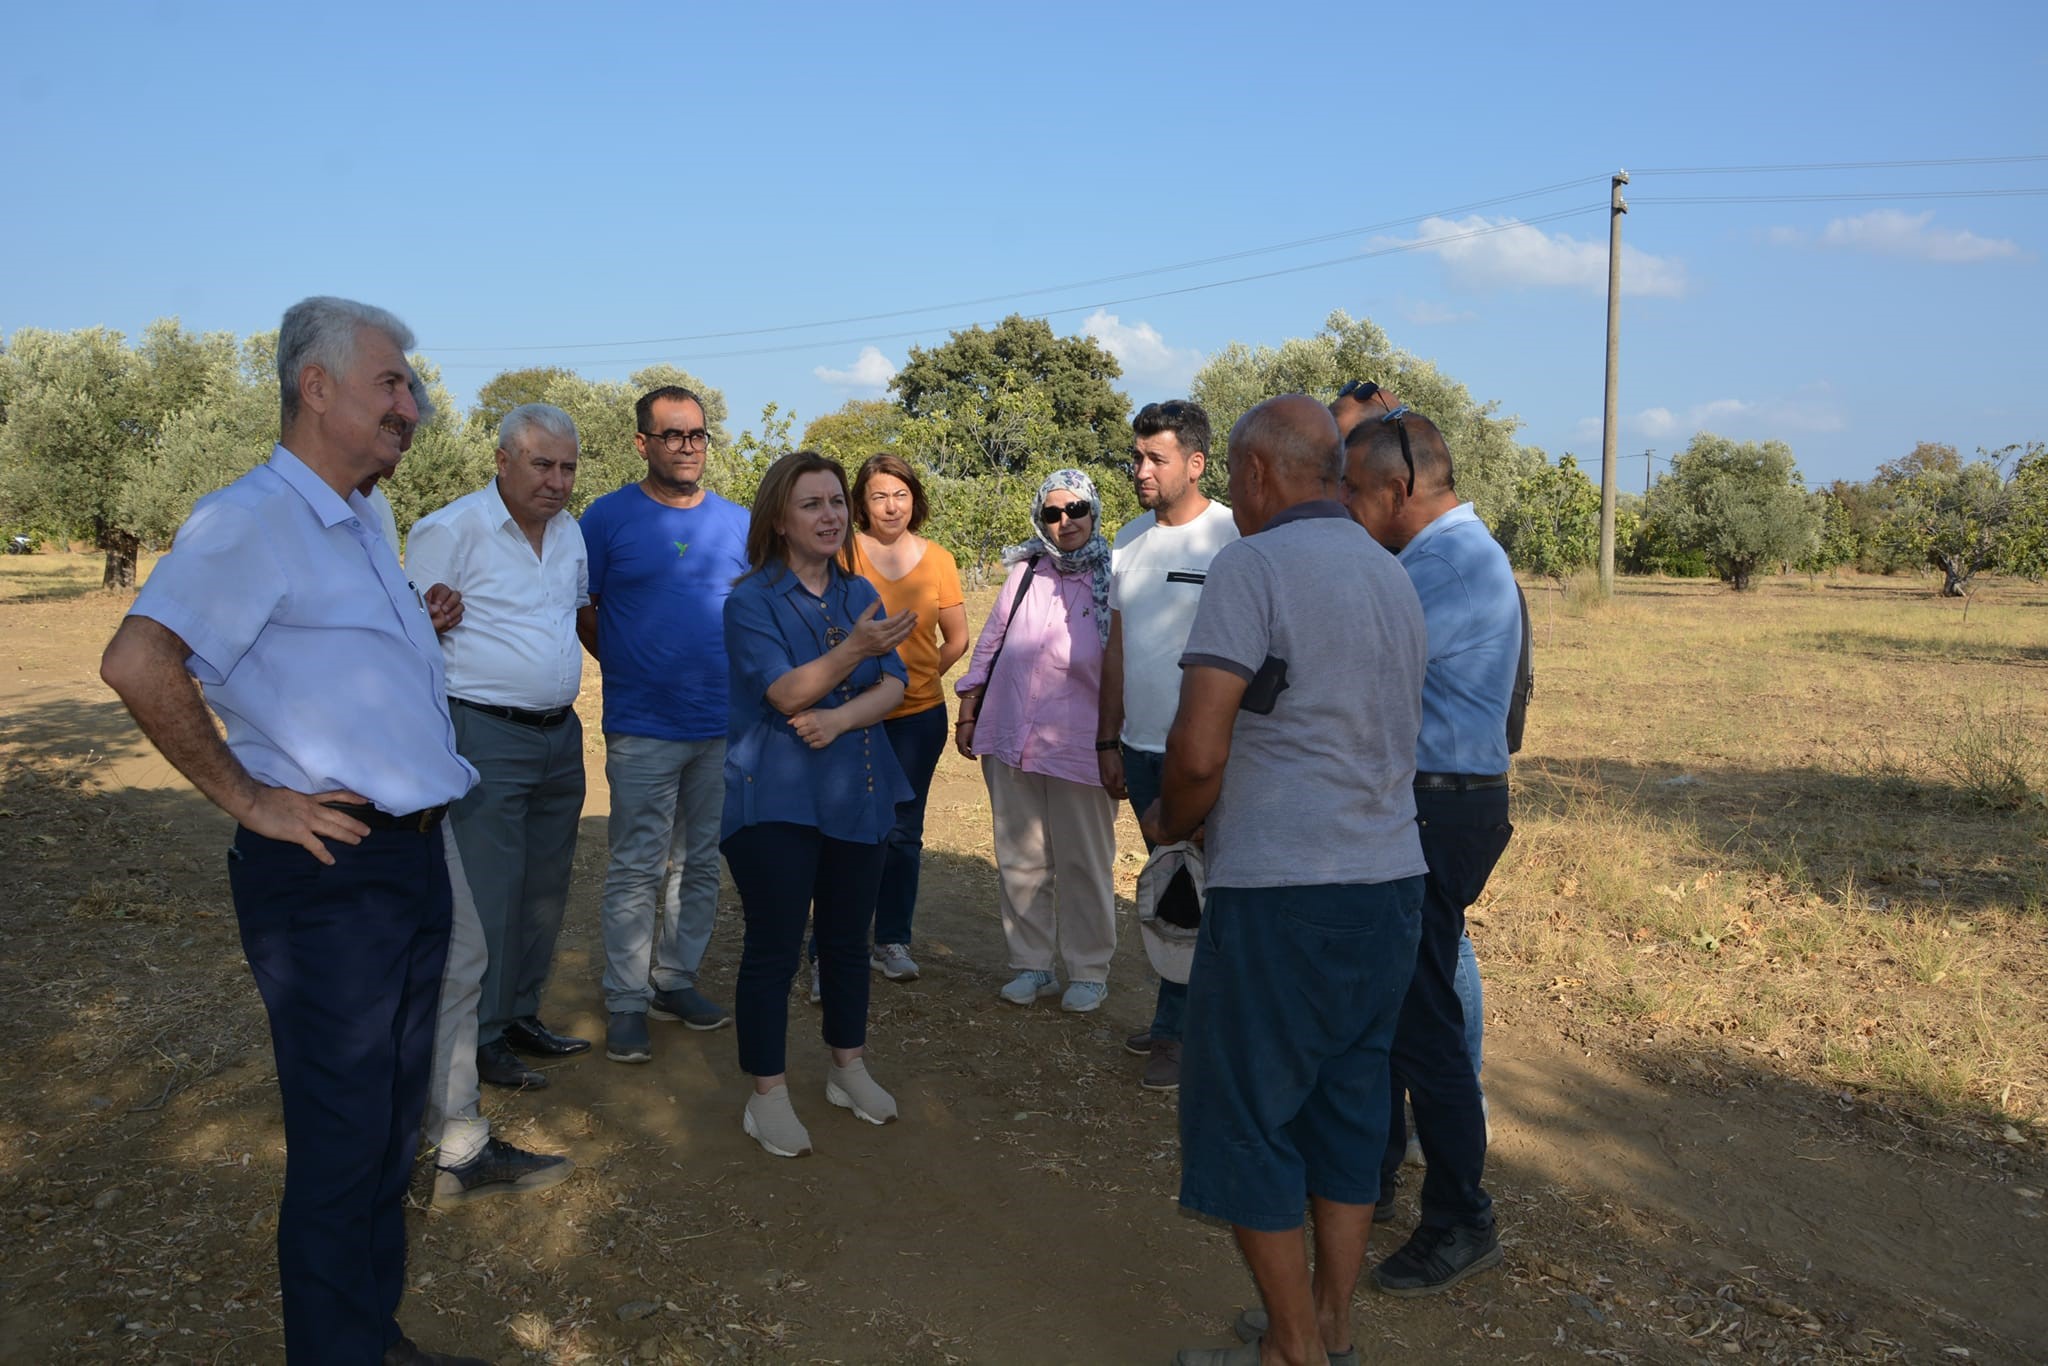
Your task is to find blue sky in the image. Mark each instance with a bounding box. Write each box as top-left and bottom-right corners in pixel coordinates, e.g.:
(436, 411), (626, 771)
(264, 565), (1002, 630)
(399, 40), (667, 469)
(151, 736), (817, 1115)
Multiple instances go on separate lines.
(4, 2), (2043, 487)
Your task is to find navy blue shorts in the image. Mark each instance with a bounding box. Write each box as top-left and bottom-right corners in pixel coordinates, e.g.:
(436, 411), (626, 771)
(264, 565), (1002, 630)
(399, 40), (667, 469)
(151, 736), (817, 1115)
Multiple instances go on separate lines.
(1178, 878), (1424, 1232)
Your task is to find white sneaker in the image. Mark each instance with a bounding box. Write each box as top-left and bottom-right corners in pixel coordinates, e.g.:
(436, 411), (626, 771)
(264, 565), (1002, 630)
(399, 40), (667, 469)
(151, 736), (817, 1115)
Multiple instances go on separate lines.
(871, 943), (920, 981)
(999, 969), (1059, 1006)
(807, 960), (822, 1005)
(825, 1057), (898, 1125)
(743, 1085), (813, 1158)
(1060, 980), (1108, 1013)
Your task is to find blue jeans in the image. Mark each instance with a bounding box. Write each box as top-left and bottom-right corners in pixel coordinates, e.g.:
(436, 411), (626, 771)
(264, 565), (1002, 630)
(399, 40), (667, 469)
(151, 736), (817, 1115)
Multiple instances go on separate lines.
(873, 704), (948, 947)
(599, 733), (726, 1013)
(228, 821), (451, 1364)
(1121, 743), (1186, 1043)
(1456, 931), (1484, 1071)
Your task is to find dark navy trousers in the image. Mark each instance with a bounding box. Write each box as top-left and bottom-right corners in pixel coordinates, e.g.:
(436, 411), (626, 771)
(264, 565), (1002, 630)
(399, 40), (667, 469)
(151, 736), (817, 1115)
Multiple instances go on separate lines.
(228, 821), (452, 1364)
(1381, 785), (1512, 1230)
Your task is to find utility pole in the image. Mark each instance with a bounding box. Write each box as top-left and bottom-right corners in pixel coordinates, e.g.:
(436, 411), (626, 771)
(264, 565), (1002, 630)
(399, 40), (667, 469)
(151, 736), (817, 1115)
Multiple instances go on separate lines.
(1597, 170), (1628, 597)
(1642, 448), (1654, 495)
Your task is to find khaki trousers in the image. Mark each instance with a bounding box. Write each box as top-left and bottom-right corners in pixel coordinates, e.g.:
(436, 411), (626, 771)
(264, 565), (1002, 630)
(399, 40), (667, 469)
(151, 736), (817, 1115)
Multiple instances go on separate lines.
(982, 757), (1118, 983)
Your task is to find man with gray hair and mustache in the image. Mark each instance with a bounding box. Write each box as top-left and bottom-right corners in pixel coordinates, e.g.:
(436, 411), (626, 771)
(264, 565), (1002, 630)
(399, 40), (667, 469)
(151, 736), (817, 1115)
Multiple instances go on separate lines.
(405, 403), (589, 1202)
(100, 297), (488, 1364)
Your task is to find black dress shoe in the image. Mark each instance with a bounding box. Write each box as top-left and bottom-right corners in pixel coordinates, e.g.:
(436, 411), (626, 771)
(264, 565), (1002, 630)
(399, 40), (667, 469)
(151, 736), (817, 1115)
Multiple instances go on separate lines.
(475, 1039), (547, 1089)
(384, 1335), (492, 1366)
(503, 1015), (592, 1057)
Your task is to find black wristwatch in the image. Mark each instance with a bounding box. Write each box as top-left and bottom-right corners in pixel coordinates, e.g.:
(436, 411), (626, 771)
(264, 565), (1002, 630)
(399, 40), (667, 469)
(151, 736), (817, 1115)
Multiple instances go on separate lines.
(1094, 739), (1120, 752)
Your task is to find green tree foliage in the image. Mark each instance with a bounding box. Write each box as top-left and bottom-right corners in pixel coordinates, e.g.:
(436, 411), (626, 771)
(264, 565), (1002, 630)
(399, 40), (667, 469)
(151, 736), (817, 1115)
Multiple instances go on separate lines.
(469, 366), (576, 442)
(710, 403), (796, 505)
(1188, 310), (1539, 527)
(121, 333), (277, 546)
(1999, 443), (2048, 580)
(891, 315), (1131, 470)
(1873, 444), (2024, 597)
(802, 398), (904, 463)
(1641, 433), (1819, 591)
(0, 319), (243, 586)
(1796, 486), (1861, 577)
(1495, 454), (1600, 584)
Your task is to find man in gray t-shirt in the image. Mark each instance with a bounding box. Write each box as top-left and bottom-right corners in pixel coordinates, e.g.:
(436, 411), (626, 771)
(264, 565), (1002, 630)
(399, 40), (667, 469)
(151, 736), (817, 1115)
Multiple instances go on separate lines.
(1144, 396), (1427, 1366)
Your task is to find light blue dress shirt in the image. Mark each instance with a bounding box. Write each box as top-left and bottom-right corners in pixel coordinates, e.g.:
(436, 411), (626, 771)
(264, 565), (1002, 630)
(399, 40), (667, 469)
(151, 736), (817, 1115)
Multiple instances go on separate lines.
(130, 445), (477, 815)
(1398, 502), (1522, 776)
(722, 563), (912, 844)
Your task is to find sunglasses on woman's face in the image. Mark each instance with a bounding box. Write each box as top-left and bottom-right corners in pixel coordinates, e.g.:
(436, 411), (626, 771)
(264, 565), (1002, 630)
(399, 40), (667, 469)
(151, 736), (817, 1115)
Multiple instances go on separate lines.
(1040, 500), (1093, 526)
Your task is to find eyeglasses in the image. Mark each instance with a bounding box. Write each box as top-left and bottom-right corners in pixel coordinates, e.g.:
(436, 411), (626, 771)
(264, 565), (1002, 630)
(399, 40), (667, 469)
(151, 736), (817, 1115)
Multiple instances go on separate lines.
(1040, 500), (1094, 525)
(641, 428), (710, 452)
(1380, 405), (1417, 498)
(1337, 380), (1382, 405)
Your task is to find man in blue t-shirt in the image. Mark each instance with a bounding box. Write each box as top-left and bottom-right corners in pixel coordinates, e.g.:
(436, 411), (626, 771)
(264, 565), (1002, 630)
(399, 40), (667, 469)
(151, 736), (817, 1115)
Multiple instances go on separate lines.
(577, 385), (752, 1064)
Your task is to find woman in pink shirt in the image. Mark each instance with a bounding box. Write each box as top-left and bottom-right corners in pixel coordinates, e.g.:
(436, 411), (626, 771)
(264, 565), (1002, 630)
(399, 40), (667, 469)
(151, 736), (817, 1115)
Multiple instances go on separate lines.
(954, 468), (1117, 1013)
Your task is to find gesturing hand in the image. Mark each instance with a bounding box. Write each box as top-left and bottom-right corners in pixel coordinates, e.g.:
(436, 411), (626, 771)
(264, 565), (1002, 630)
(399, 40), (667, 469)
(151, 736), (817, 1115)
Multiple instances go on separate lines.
(789, 709), (847, 750)
(241, 787), (373, 866)
(847, 600), (918, 658)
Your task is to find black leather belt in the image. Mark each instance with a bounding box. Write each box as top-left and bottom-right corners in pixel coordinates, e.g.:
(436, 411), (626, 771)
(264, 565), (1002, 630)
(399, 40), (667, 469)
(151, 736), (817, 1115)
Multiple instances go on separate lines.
(322, 801), (449, 833)
(1414, 772), (1509, 792)
(451, 696), (574, 728)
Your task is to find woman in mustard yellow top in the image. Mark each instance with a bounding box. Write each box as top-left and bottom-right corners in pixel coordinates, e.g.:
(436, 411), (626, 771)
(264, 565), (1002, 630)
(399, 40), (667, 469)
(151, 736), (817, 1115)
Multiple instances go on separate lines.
(845, 454), (968, 983)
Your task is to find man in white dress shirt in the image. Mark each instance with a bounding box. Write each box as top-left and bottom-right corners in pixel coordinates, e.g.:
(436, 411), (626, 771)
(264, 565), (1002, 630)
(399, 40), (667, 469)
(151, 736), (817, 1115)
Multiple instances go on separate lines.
(406, 403), (590, 1135)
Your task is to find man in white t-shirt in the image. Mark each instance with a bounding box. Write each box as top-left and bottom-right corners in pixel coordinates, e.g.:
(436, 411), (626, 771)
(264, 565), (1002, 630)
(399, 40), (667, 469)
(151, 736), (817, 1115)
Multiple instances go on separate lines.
(1097, 399), (1239, 1091)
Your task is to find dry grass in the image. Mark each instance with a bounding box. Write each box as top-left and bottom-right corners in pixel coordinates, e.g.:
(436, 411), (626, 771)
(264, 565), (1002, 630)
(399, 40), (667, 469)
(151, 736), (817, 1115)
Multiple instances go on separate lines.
(1502, 571), (2048, 1126)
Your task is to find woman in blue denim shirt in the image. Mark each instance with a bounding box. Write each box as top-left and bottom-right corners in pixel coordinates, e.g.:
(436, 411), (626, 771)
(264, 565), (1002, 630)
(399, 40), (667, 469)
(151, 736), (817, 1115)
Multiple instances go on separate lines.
(722, 452), (916, 1158)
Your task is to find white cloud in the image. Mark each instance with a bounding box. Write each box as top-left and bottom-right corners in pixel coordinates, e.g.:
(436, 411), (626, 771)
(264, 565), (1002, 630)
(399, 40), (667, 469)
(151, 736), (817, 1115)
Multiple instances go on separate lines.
(813, 345), (898, 390)
(1573, 389), (1844, 445)
(1081, 310), (1204, 391)
(1401, 300), (1478, 326)
(1380, 215), (1688, 298)
(1811, 209), (2022, 264)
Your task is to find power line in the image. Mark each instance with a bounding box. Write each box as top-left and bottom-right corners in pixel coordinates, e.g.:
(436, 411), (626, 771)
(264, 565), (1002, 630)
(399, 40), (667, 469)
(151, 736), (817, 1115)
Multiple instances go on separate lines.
(1634, 187), (2048, 204)
(1634, 154), (2048, 175)
(427, 175), (1611, 353)
(432, 204), (1608, 370)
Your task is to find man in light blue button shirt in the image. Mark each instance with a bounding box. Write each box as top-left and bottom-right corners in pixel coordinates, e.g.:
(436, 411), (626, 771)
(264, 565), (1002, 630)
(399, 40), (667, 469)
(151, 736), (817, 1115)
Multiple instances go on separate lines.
(100, 297), (487, 1366)
(1340, 405), (1519, 1300)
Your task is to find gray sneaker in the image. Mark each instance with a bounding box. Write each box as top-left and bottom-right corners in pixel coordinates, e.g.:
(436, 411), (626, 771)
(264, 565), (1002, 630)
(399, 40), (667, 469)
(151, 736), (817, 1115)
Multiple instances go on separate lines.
(649, 986), (730, 1031)
(605, 1011), (651, 1064)
(743, 1084), (813, 1158)
(871, 943), (920, 981)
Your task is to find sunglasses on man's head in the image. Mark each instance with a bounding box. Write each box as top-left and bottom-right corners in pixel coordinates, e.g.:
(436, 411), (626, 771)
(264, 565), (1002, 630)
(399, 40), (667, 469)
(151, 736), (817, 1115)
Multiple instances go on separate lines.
(1337, 380), (1382, 404)
(1040, 500), (1094, 525)
(1380, 405), (1417, 498)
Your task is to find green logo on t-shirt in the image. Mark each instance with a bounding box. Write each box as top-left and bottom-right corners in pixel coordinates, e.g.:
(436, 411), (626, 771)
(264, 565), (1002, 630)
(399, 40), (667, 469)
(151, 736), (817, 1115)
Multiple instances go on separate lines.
(675, 541), (690, 556)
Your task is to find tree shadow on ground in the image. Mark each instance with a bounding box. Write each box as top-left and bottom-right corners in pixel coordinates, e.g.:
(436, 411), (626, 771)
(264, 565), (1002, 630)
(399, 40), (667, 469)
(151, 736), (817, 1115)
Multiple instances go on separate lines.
(1794, 629), (2048, 666)
(1513, 754), (2047, 916)
(0, 696), (154, 766)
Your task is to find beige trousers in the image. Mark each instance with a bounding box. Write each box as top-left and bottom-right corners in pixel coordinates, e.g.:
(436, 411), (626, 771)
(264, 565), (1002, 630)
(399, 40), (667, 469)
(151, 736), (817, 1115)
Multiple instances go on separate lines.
(982, 757), (1119, 983)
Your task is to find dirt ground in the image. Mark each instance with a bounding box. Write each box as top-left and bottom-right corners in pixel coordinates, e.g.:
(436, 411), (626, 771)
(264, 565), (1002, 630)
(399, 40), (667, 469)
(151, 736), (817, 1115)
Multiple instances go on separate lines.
(2, 567), (2043, 1364)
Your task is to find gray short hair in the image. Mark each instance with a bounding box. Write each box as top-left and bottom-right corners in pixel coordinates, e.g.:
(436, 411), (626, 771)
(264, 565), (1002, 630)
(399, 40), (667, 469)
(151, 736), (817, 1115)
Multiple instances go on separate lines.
(498, 403), (579, 454)
(277, 296), (415, 425)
